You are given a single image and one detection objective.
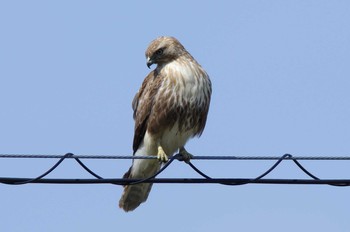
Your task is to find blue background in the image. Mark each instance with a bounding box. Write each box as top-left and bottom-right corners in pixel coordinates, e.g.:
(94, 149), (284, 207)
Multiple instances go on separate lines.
(1, 1), (349, 231)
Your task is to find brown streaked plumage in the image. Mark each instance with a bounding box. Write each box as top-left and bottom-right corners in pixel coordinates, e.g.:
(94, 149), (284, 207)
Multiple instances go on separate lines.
(119, 36), (212, 212)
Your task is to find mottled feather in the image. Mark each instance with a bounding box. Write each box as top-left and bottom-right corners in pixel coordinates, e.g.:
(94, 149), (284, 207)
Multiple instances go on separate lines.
(119, 36), (211, 212)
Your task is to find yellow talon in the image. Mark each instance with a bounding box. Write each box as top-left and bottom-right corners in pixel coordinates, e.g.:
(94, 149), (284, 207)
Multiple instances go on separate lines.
(157, 146), (168, 162)
(179, 147), (193, 163)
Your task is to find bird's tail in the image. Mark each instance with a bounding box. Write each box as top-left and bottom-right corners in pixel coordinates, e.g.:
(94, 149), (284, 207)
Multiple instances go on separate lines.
(119, 153), (160, 212)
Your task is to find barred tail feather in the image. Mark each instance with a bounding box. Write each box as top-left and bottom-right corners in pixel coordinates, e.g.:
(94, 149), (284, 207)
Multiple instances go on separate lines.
(119, 147), (160, 212)
(119, 182), (154, 212)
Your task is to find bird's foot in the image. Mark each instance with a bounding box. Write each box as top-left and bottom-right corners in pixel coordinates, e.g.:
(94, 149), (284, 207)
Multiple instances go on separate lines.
(157, 146), (168, 163)
(179, 147), (193, 163)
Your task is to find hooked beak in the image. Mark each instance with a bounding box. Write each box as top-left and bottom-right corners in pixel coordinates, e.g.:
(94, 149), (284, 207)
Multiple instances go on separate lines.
(146, 57), (154, 69)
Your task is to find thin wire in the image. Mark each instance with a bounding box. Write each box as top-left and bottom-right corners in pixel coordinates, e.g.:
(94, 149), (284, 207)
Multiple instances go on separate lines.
(291, 159), (350, 187)
(125, 154), (179, 185)
(74, 158), (103, 179)
(1, 153), (350, 160)
(5, 153), (74, 185)
(187, 154), (292, 185)
(0, 153), (179, 186)
(1, 153), (350, 186)
(1, 178), (350, 185)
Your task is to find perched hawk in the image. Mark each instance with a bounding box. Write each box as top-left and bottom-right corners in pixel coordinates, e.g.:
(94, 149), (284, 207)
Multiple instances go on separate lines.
(119, 36), (212, 212)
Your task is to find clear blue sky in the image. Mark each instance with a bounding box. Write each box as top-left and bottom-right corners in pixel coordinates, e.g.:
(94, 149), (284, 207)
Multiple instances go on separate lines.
(1, 1), (350, 231)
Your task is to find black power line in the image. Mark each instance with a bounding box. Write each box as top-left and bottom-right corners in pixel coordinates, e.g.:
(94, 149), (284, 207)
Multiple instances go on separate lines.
(0, 153), (349, 186)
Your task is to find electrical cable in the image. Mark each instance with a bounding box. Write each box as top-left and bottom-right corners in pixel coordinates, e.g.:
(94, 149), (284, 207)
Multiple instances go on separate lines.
(0, 153), (349, 186)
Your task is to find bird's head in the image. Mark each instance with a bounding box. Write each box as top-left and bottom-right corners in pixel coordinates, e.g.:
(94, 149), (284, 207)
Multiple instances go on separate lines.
(145, 36), (186, 69)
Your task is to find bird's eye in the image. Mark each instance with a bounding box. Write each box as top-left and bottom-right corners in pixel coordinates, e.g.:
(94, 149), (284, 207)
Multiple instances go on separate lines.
(155, 48), (164, 56)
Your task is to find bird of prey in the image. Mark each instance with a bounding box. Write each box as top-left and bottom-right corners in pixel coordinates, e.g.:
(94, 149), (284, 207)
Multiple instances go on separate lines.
(119, 36), (212, 212)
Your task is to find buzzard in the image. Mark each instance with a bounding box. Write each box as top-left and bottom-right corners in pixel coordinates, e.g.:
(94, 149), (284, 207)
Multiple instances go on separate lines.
(119, 36), (212, 212)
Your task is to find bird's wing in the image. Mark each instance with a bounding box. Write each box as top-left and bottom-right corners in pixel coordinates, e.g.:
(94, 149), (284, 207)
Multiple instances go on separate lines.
(132, 71), (162, 154)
